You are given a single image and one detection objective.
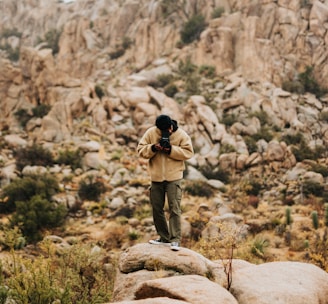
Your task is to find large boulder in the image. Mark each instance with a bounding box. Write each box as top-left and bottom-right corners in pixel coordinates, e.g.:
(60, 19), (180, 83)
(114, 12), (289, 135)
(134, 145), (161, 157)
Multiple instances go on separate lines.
(230, 261), (328, 304)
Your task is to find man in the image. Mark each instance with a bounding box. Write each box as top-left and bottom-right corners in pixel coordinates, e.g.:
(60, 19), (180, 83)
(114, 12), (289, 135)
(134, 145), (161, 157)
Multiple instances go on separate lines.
(137, 114), (194, 251)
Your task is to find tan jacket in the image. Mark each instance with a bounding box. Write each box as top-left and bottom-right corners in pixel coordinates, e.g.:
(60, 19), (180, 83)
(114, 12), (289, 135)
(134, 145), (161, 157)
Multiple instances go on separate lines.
(137, 126), (194, 182)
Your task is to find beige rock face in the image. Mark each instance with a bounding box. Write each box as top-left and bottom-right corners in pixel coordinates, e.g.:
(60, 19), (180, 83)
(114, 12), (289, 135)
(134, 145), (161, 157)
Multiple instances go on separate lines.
(230, 261), (328, 304)
(113, 244), (328, 304)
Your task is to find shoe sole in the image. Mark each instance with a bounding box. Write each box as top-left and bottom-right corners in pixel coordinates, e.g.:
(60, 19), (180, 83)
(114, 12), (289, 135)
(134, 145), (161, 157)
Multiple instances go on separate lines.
(170, 246), (180, 251)
(149, 240), (170, 246)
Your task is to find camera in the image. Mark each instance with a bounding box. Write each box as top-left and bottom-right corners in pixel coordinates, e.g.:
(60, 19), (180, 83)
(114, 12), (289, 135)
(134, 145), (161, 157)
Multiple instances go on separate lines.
(159, 130), (171, 149)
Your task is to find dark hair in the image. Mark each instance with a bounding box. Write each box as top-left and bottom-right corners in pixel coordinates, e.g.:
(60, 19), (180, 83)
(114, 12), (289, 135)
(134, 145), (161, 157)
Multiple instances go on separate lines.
(155, 114), (172, 130)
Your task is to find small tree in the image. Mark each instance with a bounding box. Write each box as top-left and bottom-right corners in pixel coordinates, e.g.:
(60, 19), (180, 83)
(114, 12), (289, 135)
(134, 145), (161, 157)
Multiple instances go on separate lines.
(12, 195), (67, 243)
(180, 14), (207, 44)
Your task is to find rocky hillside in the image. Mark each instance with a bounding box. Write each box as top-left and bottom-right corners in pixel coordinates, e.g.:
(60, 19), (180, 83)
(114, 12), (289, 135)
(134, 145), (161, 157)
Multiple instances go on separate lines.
(0, 0), (328, 302)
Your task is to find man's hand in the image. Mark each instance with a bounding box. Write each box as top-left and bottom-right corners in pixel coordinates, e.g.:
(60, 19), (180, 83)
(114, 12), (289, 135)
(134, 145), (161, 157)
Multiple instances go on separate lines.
(152, 143), (163, 152)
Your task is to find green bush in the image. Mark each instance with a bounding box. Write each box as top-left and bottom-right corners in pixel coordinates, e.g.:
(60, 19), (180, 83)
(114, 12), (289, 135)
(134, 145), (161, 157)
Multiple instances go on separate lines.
(299, 66), (327, 98)
(292, 142), (325, 162)
(37, 28), (61, 55)
(122, 36), (133, 49)
(164, 83), (178, 97)
(251, 237), (269, 258)
(199, 165), (230, 183)
(95, 84), (105, 99)
(178, 57), (197, 75)
(14, 108), (32, 127)
(302, 180), (324, 198)
(199, 65), (216, 78)
(249, 110), (269, 126)
(252, 127), (274, 142)
(32, 104), (51, 118)
(12, 195), (67, 243)
(0, 43), (20, 61)
(220, 143), (236, 154)
(14, 144), (54, 171)
(244, 179), (262, 196)
(0, 27), (22, 38)
(282, 80), (304, 94)
(180, 15), (207, 44)
(56, 148), (82, 170)
(244, 136), (258, 154)
(177, 57), (201, 95)
(184, 180), (214, 198)
(282, 66), (327, 98)
(156, 74), (175, 88)
(0, 241), (114, 303)
(109, 48), (125, 59)
(221, 113), (238, 127)
(78, 175), (106, 202)
(211, 7), (225, 19)
(0, 174), (59, 213)
(310, 164), (328, 177)
(281, 132), (305, 146)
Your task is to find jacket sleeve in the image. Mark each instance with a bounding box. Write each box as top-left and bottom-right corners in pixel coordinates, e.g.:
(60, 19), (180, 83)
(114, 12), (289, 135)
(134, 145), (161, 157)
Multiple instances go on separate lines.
(169, 130), (194, 161)
(137, 129), (157, 159)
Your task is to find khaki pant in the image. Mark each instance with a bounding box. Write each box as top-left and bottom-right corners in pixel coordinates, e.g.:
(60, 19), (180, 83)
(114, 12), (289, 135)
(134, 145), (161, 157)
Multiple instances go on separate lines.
(150, 179), (182, 243)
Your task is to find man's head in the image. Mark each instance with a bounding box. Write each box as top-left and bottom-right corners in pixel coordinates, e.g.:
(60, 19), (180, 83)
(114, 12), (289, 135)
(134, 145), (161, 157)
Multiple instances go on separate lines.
(155, 114), (172, 131)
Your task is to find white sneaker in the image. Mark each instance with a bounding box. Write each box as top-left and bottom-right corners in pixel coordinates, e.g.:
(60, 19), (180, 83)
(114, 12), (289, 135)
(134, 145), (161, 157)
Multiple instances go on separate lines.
(170, 242), (180, 251)
(149, 238), (170, 245)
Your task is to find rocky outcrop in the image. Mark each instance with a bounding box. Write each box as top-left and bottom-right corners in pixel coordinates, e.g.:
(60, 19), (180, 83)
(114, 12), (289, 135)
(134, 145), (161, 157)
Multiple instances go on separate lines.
(109, 243), (328, 304)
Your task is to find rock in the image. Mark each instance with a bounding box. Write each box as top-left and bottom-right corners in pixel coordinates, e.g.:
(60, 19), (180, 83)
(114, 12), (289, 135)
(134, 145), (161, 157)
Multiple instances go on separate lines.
(135, 275), (238, 304)
(117, 243), (225, 285)
(4, 134), (27, 147)
(230, 261), (328, 304)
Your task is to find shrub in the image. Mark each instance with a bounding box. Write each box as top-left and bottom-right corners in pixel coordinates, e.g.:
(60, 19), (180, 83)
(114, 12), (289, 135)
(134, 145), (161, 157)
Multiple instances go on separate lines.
(14, 144), (54, 171)
(282, 80), (304, 94)
(109, 48), (125, 59)
(244, 179), (262, 196)
(298, 66), (327, 98)
(156, 74), (175, 88)
(211, 7), (225, 19)
(221, 113), (238, 127)
(55, 148), (82, 170)
(37, 28), (61, 55)
(184, 180), (214, 198)
(302, 180), (324, 198)
(281, 132), (304, 146)
(310, 164), (328, 177)
(291, 142), (325, 162)
(78, 175), (106, 202)
(32, 104), (51, 118)
(95, 84), (105, 99)
(220, 143), (236, 154)
(199, 65), (216, 78)
(185, 73), (201, 95)
(251, 236), (269, 258)
(244, 136), (258, 154)
(164, 83), (178, 97)
(14, 108), (32, 127)
(252, 127), (274, 142)
(199, 165), (231, 183)
(249, 110), (269, 126)
(0, 43), (20, 61)
(0, 241), (114, 303)
(180, 15), (207, 44)
(122, 36), (133, 49)
(0, 28), (22, 38)
(12, 195), (67, 243)
(178, 57), (197, 76)
(0, 174), (59, 214)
